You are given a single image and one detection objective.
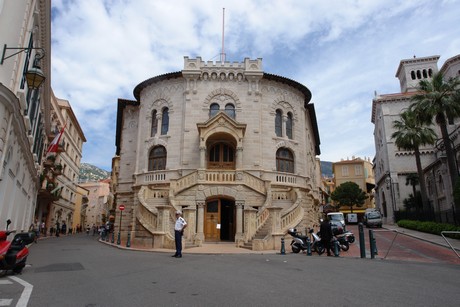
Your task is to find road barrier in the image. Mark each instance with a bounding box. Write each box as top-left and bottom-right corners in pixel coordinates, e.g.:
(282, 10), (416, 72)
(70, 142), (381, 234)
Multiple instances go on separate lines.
(441, 231), (460, 258)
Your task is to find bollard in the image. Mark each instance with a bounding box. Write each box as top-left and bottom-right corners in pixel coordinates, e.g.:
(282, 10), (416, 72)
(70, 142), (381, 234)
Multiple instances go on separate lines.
(369, 230), (378, 259)
(126, 232), (131, 248)
(117, 231), (121, 245)
(333, 239), (340, 257)
(280, 237), (286, 255)
(358, 222), (366, 258)
(111, 231), (114, 243)
(306, 237), (312, 256)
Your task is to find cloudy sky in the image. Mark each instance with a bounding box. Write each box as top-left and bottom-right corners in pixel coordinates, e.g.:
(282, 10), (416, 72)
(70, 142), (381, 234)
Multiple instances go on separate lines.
(50, 0), (460, 171)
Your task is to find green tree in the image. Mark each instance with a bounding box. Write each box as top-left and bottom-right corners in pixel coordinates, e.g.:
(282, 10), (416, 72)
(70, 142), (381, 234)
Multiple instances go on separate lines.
(410, 72), (460, 189)
(330, 181), (367, 213)
(391, 110), (436, 213)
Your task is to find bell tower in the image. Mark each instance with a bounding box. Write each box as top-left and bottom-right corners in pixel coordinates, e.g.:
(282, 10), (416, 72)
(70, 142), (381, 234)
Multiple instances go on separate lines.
(395, 55), (440, 93)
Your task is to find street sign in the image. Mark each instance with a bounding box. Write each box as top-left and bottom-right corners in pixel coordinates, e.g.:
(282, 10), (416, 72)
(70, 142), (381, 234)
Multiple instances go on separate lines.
(119, 204), (125, 211)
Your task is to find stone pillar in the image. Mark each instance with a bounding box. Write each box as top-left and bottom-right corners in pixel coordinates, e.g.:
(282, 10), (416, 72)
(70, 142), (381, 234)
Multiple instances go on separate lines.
(244, 206), (257, 241)
(236, 146), (243, 169)
(155, 113), (161, 136)
(235, 201), (244, 246)
(195, 201), (205, 245)
(282, 115), (287, 138)
(199, 146), (206, 169)
(268, 206), (284, 250)
(183, 207), (195, 241)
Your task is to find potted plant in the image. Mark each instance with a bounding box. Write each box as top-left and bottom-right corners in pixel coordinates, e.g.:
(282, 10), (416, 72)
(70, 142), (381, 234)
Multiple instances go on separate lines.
(44, 154), (56, 167)
(54, 163), (63, 175)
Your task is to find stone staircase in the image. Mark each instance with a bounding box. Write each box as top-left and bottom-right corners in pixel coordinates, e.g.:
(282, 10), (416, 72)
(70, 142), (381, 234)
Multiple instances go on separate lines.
(241, 216), (272, 250)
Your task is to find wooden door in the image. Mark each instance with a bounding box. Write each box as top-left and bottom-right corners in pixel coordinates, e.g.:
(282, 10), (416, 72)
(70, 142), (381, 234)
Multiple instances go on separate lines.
(204, 200), (220, 241)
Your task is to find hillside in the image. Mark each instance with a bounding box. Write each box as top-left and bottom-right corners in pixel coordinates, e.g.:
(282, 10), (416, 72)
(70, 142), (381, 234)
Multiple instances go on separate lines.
(321, 161), (333, 177)
(79, 163), (110, 182)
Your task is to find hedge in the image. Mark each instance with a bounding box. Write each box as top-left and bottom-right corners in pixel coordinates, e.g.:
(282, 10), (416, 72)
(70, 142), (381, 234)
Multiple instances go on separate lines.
(397, 220), (460, 239)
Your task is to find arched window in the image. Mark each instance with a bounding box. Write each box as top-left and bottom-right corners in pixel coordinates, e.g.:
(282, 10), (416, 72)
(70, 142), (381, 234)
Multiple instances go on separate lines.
(411, 71), (416, 80)
(225, 103), (235, 119)
(286, 112), (293, 139)
(276, 148), (294, 173)
(416, 70), (421, 79)
(151, 110), (158, 137)
(210, 103), (220, 118)
(422, 69), (427, 78)
(275, 109), (282, 137)
(161, 108), (169, 135)
(148, 146), (167, 171)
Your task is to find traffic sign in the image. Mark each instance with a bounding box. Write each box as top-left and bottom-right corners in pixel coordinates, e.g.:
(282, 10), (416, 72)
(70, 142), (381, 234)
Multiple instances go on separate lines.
(119, 204), (125, 211)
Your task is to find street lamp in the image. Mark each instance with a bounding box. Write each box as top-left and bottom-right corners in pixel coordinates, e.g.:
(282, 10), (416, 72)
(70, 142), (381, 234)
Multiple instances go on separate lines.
(1, 44), (46, 90)
(385, 174), (396, 211)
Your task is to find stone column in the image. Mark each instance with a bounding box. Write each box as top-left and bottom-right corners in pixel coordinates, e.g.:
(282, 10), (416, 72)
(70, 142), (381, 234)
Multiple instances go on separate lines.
(282, 115), (287, 138)
(236, 146), (243, 169)
(195, 201), (205, 246)
(244, 206), (257, 241)
(155, 112), (161, 136)
(199, 146), (206, 169)
(235, 201), (244, 246)
(268, 206), (284, 250)
(183, 207), (195, 241)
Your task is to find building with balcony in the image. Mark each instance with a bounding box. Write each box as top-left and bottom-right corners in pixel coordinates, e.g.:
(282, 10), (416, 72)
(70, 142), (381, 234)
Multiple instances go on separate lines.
(372, 54), (460, 224)
(35, 92), (86, 233)
(114, 57), (322, 250)
(332, 157), (375, 217)
(0, 0), (51, 231)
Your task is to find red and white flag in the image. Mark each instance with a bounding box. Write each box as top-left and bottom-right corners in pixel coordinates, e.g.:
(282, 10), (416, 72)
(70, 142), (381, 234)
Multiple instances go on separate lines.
(46, 124), (66, 154)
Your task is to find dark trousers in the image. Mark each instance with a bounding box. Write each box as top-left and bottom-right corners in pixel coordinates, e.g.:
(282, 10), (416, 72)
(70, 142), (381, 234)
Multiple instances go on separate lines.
(174, 230), (183, 256)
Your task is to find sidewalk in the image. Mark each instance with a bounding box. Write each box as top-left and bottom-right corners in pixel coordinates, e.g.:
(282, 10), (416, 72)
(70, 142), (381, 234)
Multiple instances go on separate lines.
(382, 224), (460, 252)
(95, 227), (460, 255)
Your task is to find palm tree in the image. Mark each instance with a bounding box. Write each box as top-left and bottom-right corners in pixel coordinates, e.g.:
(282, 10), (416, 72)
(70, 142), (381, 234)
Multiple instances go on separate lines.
(405, 173), (419, 201)
(391, 110), (437, 212)
(410, 72), (460, 189)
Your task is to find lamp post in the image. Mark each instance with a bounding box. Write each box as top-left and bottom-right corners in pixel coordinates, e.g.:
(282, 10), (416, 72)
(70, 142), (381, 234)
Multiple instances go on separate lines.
(1, 44), (46, 90)
(385, 173), (397, 224)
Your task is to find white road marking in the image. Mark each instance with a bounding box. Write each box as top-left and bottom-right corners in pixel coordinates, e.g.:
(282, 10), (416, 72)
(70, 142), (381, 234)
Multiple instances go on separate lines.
(0, 280), (13, 285)
(0, 299), (13, 306)
(8, 277), (33, 307)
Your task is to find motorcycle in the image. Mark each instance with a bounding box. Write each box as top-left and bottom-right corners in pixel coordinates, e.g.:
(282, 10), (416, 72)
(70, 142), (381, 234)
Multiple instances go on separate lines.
(335, 233), (350, 251)
(0, 219), (35, 274)
(288, 228), (325, 255)
(343, 230), (355, 244)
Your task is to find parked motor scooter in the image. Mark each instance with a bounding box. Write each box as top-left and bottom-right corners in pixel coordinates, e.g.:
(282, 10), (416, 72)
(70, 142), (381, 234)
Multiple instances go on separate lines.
(335, 233), (350, 251)
(288, 228), (325, 255)
(343, 230), (355, 244)
(0, 219), (35, 274)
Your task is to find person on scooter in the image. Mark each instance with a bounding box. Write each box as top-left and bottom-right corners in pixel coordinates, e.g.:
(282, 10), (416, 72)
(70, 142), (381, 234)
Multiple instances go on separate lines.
(319, 218), (333, 256)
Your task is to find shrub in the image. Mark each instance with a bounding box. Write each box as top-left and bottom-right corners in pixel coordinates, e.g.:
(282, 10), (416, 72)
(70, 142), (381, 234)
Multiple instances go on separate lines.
(397, 219), (460, 239)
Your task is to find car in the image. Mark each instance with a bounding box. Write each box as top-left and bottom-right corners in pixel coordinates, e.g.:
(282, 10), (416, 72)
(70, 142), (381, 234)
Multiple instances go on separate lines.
(364, 210), (382, 228)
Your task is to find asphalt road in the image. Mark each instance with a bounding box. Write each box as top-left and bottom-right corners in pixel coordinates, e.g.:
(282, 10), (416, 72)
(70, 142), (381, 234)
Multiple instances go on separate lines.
(1, 233), (460, 307)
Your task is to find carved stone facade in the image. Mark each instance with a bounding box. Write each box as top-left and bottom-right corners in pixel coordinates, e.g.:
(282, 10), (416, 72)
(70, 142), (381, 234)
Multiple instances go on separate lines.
(114, 57), (322, 250)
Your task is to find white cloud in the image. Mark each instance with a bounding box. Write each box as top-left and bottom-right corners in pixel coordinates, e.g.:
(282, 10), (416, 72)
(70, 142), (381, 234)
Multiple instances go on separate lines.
(50, 0), (460, 169)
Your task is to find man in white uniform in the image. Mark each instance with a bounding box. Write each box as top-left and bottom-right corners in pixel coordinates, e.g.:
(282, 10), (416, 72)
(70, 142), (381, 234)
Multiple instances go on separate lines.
(173, 210), (187, 258)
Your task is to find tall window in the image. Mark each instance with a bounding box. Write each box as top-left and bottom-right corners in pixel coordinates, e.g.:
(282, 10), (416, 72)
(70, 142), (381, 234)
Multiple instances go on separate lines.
(210, 103), (220, 118)
(208, 143), (235, 169)
(276, 148), (294, 173)
(286, 112), (293, 139)
(148, 146), (167, 171)
(151, 110), (158, 136)
(161, 108), (169, 135)
(275, 109), (282, 137)
(225, 103), (235, 119)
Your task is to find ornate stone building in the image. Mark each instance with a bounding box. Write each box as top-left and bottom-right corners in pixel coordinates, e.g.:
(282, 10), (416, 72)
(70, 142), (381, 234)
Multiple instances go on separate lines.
(372, 54), (460, 224)
(114, 57), (322, 250)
